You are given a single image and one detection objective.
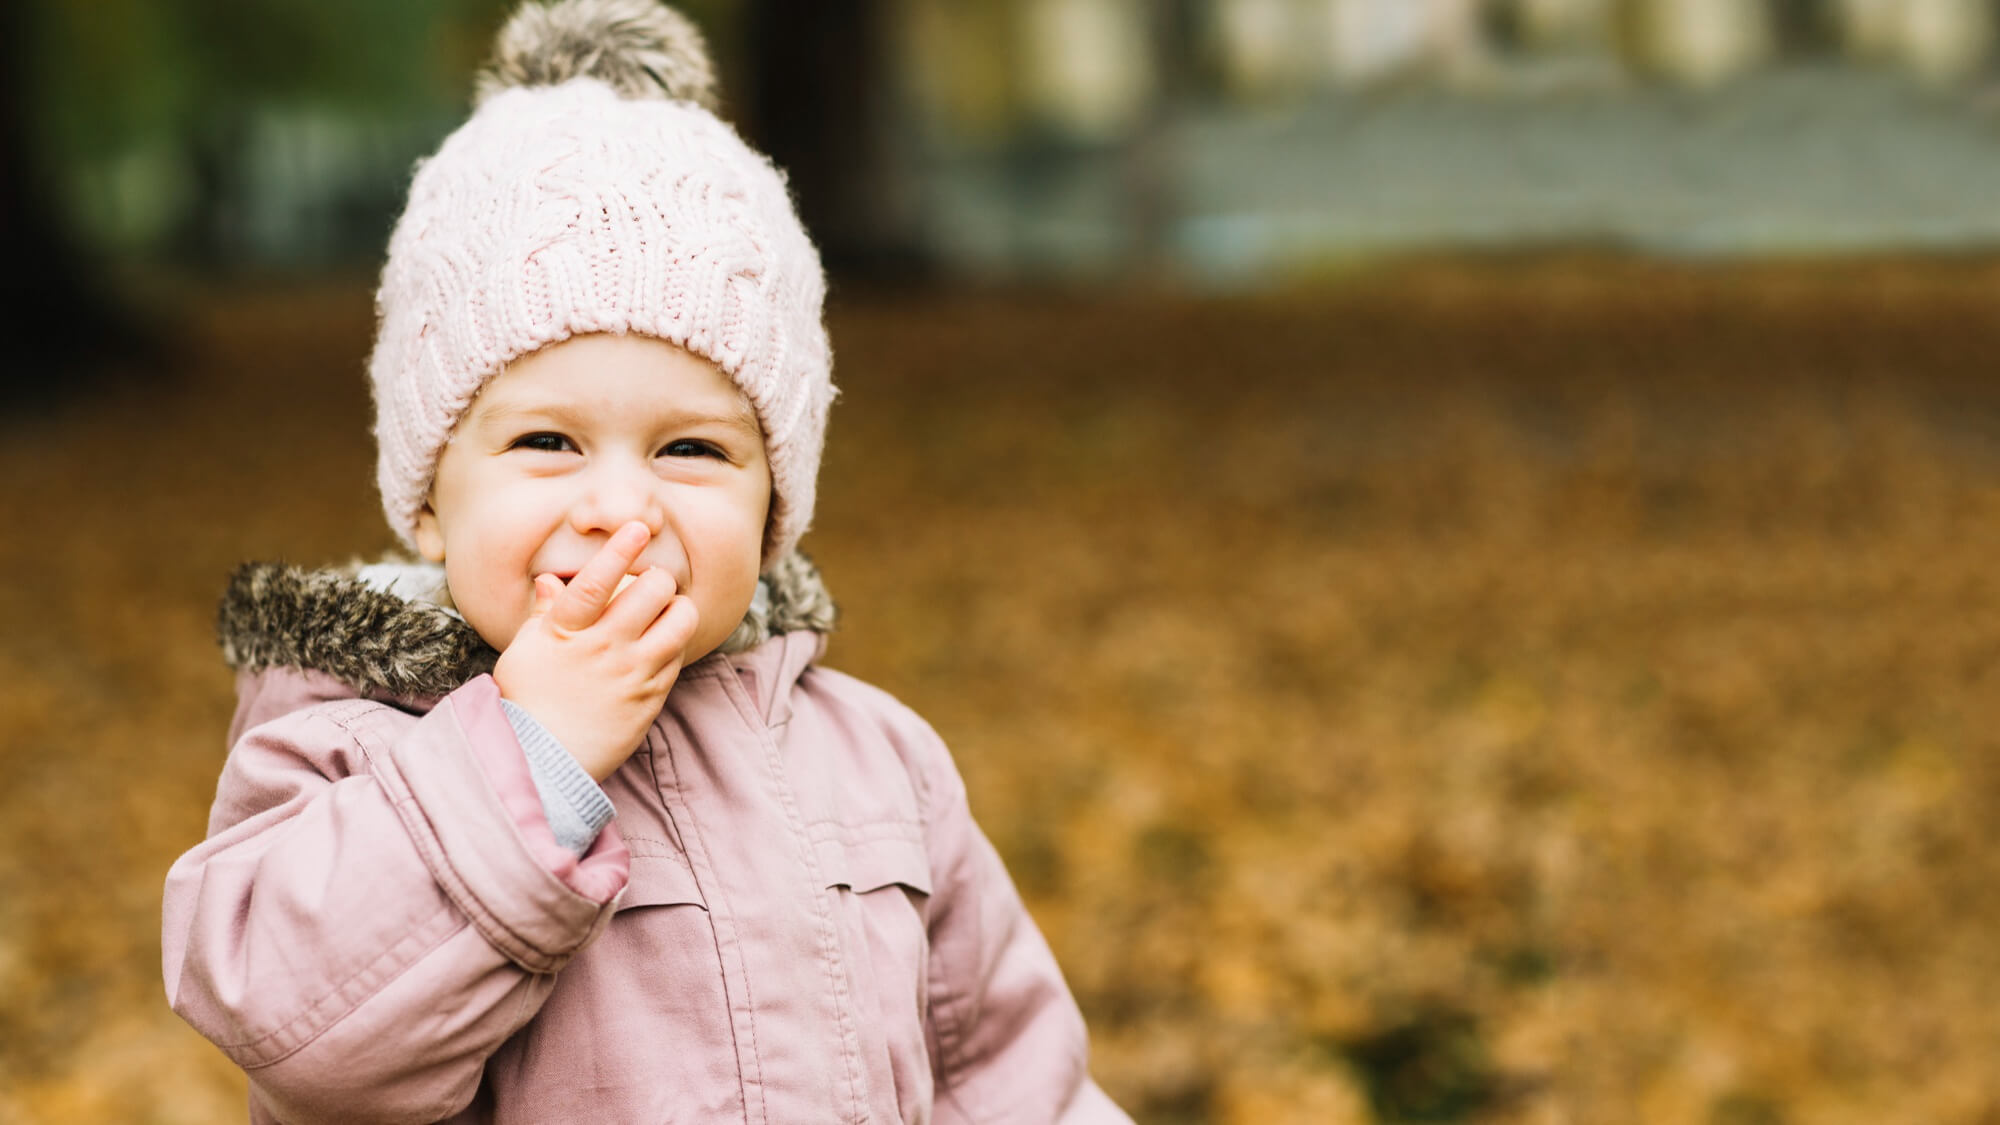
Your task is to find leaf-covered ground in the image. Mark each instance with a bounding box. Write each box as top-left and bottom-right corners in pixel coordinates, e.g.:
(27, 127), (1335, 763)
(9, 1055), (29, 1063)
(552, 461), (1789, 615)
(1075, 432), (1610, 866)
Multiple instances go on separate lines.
(3, 258), (1995, 1122)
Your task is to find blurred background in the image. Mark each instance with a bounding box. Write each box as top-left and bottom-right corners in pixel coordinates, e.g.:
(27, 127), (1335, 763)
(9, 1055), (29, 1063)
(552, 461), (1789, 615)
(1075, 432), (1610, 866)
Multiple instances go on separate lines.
(4, 1), (2000, 1121)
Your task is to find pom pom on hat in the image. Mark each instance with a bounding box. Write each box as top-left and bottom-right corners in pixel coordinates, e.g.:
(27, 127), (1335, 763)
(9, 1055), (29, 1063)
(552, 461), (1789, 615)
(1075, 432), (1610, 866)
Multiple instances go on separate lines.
(476, 0), (720, 110)
(370, 0), (833, 568)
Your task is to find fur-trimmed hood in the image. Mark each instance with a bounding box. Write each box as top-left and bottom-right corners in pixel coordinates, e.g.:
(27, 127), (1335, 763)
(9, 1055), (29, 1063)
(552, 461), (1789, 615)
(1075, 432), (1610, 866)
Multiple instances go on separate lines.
(218, 552), (836, 699)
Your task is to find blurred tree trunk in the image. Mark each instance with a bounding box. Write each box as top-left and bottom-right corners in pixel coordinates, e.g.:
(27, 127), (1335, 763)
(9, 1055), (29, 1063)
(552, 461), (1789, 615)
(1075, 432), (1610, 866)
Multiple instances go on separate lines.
(740, 0), (924, 279)
(1128, 0), (1199, 277)
(0, 1), (143, 398)
(1768, 0), (1836, 57)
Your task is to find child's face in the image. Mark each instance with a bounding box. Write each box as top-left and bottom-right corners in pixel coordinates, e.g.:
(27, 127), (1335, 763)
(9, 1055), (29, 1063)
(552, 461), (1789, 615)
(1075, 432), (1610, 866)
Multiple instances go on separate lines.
(414, 333), (771, 662)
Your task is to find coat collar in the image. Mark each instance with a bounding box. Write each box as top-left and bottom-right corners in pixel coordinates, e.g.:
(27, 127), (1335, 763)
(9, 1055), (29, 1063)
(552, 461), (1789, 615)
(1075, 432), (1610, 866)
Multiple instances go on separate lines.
(217, 551), (837, 699)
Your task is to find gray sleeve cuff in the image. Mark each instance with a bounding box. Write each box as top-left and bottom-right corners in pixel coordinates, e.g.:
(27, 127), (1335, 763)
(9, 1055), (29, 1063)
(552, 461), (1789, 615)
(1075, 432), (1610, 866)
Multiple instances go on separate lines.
(500, 699), (616, 856)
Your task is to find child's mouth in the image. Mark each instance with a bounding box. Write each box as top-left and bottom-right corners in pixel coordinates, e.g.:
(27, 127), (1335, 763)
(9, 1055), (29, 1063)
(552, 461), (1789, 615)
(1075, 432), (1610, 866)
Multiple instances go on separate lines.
(541, 573), (641, 593)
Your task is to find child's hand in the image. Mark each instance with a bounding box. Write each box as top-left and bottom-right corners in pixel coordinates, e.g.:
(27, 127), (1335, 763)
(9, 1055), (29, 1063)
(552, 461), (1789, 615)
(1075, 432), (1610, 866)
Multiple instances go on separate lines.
(492, 521), (701, 781)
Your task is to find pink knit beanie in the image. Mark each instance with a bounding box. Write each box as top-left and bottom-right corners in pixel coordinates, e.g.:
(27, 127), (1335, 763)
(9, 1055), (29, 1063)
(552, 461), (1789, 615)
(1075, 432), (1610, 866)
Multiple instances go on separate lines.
(369, 0), (833, 567)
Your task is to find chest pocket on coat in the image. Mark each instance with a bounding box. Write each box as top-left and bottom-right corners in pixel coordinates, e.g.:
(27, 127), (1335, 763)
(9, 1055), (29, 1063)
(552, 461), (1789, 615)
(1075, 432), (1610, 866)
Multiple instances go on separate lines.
(815, 829), (932, 899)
(613, 841), (708, 912)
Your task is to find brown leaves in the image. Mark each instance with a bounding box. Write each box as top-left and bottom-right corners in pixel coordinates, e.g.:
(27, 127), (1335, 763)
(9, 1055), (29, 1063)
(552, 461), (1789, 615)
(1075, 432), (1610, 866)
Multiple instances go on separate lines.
(8, 261), (2000, 1121)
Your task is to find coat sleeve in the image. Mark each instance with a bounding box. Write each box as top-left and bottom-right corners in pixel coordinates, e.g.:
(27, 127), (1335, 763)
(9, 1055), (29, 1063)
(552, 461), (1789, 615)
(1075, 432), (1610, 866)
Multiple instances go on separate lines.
(917, 733), (1131, 1124)
(161, 674), (629, 1125)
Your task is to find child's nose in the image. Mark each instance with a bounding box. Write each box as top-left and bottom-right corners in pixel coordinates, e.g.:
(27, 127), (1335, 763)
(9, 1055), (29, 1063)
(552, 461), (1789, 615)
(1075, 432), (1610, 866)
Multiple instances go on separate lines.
(569, 463), (666, 538)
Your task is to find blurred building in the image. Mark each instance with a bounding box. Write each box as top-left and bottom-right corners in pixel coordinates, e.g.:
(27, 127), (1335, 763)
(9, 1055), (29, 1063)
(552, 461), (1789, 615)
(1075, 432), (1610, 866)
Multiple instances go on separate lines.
(887, 0), (2000, 279)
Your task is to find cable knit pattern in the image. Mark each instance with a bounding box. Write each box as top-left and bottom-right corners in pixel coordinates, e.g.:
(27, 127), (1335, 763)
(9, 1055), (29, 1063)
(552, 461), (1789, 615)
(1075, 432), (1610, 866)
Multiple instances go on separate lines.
(370, 6), (832, 566)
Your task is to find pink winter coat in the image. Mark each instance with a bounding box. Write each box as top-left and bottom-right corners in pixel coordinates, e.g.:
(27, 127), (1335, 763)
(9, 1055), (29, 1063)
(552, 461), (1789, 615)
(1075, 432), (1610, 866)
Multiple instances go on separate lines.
(163, 560), (1127, 1124)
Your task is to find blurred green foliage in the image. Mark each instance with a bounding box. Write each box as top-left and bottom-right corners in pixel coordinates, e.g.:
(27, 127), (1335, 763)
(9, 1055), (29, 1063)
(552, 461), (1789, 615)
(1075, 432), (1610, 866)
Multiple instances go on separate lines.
(17, 0), (740, 262)
(27, 0), (503, 157)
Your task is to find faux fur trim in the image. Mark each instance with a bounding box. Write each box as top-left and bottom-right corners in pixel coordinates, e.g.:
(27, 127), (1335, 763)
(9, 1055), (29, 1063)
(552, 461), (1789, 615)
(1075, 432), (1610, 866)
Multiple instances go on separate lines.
(718, 550), (837, 654)
(218, 552), (836, 698)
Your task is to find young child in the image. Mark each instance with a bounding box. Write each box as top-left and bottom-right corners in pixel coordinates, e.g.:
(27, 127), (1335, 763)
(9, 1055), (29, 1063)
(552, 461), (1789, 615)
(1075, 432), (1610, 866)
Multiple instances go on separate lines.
(160, 2), (1129, 1120)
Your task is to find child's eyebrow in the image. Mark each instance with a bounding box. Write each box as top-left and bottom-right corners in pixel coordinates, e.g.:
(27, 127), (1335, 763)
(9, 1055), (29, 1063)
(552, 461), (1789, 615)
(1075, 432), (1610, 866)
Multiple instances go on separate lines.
(704, 402), (765, 440)
(472, 397), (762, 438)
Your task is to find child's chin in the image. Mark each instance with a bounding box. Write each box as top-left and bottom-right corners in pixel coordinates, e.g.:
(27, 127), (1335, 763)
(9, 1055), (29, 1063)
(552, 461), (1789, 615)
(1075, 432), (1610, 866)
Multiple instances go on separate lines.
(480, 625), (523, 654)
(461, 605), (525, 654)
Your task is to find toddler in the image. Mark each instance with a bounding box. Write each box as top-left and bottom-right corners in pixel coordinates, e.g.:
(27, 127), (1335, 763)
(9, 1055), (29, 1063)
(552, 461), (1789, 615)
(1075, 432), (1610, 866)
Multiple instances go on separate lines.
(160, 2), (1129, 1121)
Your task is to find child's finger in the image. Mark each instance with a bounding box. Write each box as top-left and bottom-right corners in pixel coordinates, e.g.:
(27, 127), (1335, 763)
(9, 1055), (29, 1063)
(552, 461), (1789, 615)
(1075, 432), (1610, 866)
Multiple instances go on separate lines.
(599, 567), (676, 633)
(551, 521), (651, 630)
(528, 573), (562, 619)
(636, 594), (701, 667)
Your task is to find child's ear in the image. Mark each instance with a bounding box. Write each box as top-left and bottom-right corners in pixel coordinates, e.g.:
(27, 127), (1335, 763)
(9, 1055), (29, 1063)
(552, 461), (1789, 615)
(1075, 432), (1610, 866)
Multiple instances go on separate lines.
(412, 504), (447, 563)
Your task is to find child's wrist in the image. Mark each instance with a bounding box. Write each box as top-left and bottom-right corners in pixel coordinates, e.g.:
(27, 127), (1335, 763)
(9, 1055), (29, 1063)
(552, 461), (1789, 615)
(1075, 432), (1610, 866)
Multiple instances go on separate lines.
(496, 698), (627, 782)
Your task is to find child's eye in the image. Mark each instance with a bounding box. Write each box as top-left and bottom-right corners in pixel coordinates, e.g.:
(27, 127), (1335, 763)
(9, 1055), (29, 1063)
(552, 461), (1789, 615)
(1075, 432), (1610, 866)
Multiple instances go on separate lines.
(511, 432), (575, 453)
(661, 439), (724, 459)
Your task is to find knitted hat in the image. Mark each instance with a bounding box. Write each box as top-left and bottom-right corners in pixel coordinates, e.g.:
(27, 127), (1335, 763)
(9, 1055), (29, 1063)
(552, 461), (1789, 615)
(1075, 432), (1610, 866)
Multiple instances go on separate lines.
(369, 0), (833, 567)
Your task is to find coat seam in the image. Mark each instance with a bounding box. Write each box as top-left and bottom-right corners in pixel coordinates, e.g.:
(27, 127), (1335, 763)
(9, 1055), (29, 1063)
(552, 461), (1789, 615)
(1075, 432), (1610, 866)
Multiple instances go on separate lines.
(804, 818), (925, 839)
(924, 762), (981, 1120)
(228, 903), (465, 1065)
(715, 661), (871, 1124)
(646, 724), (763, 1124)
(207, 708), (470, 1060)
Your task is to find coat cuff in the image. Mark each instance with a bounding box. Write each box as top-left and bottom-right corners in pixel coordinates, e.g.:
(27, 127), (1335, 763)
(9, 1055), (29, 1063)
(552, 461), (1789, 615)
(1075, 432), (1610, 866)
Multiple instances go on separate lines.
(381, 675), (628, 971)
(500, 699), (616, 856)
